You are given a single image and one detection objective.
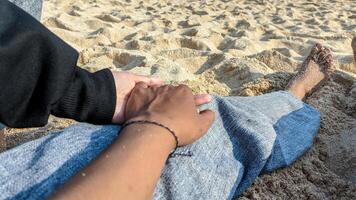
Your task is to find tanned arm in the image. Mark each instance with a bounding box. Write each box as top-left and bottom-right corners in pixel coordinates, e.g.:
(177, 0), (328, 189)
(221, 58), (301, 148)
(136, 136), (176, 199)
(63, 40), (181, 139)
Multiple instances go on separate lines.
(51, 83), (215, 200)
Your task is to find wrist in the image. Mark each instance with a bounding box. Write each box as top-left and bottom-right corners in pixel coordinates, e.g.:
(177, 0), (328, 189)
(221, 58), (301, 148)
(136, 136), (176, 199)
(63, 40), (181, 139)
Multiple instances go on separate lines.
(120, 123), (176, 154)
(126, 114), (179, 137)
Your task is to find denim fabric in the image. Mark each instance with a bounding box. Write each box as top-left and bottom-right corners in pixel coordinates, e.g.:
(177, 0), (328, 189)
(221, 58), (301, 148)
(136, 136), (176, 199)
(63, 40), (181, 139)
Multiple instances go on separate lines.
(8, 0), (42, 20)
(0, 91), (320, 200)
(0, 123), (5, 130)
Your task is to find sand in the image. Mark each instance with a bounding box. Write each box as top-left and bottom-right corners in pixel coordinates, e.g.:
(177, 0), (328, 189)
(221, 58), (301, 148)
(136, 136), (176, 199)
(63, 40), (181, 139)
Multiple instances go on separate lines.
(1, 0), (355, 199)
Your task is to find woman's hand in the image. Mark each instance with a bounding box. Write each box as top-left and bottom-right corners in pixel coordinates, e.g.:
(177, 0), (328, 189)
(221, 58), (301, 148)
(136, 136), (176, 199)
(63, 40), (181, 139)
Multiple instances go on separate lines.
(51, 82), (215, 200)
(125, 82), (215, 146)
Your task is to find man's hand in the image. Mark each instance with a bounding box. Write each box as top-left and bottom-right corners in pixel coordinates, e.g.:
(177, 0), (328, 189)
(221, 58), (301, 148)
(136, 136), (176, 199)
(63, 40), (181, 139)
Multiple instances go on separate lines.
(111, 71), (162, 123)
(111, 71), (213, 124)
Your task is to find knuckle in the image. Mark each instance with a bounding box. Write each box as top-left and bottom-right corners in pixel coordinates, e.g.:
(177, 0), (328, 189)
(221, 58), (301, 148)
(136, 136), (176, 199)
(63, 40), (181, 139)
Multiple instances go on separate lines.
(162, 85), (171, 91)
(177, 84), (190, 92)
(137, 87), (145, 93)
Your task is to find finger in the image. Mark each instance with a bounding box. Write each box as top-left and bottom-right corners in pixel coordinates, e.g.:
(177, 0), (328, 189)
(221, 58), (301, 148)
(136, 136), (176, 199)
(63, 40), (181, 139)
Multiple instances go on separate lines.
(194, 94), (212, 106)
(133, 74), (163, 87)
(129, 82), (148, 102)
(149, 76), (164, 86)
(126, 82), (149, 118)
(135, 81), (148, 89)
(159, 84), (175, 93)
(198, 109), (215, 134)
(129, 82), (149, 100)
(176, 84), (194, 97)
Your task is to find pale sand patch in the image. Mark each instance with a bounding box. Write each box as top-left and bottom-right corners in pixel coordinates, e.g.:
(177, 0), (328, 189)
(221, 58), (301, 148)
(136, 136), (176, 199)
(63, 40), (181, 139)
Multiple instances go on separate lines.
(2, 0), (355, 199)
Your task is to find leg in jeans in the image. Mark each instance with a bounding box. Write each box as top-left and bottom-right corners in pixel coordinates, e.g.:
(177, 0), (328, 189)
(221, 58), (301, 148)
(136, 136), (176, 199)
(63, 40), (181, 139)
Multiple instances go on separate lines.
(0, 3), (335, 199)
(154, 92), (320, 199)
(0, 92), (320, 200)
(0, 41), (336, 200)
(7, 0), (43, 20)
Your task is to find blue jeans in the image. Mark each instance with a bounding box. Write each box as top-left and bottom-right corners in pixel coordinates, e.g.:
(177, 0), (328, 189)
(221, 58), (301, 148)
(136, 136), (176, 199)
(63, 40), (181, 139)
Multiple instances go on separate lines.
(0, 91), (320, 199)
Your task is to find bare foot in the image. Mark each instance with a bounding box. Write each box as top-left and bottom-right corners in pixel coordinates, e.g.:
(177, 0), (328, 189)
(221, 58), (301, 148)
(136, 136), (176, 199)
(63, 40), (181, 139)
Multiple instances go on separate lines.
(352, 37), (356, 64)
(287, 43), (335, 100)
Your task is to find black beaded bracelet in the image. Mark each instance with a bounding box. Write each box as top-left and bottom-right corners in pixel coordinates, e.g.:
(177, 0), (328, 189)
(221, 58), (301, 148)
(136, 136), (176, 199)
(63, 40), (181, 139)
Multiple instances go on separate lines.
(120, 120), (192, 157)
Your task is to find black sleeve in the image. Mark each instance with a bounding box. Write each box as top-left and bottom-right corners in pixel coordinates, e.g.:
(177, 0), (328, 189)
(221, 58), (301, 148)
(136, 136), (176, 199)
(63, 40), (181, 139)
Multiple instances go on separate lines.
(0, 1), (116, 128)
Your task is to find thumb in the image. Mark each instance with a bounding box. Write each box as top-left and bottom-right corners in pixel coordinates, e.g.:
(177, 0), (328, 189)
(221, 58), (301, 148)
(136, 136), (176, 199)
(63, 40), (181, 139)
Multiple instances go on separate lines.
(198, 109), (215, 134)
(133, 74), (163, 86)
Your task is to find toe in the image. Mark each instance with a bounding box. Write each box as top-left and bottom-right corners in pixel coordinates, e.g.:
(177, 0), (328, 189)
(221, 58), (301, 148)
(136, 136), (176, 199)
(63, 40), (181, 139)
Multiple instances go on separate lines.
(319, 51), (330, 63)
(310, 43), (321, 55)
(310, 43), (324, 61)
(315, 43), (323, 50)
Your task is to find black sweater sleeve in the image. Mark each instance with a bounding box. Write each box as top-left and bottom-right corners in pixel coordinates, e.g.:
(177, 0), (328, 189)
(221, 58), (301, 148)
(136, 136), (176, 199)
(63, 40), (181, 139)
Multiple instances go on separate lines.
(0, 1), (116, 128)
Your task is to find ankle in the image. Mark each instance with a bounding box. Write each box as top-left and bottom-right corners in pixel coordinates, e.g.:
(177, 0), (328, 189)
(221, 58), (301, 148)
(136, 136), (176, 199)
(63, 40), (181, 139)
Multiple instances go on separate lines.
(287, 85), (306, 100)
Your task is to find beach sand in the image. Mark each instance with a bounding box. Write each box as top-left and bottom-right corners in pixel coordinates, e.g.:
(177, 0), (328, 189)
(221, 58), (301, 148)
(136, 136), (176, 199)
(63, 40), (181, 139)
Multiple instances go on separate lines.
(2, 0), (356, 199)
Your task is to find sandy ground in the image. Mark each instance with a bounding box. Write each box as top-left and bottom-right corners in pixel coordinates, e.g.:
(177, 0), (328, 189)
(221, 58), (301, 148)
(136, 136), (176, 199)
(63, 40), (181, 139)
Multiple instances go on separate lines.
(1, 0), (356, 199)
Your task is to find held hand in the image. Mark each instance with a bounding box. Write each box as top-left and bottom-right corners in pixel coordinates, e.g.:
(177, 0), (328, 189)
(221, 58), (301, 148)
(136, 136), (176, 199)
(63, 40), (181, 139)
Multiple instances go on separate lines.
(125, 82), (215, 146)
(110, 71), (213, 124)
(111, 71), (163, 123)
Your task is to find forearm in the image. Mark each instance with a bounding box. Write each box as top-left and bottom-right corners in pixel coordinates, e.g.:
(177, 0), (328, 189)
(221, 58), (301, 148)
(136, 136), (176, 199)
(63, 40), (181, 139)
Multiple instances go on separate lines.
(51, 124), (175, 200)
